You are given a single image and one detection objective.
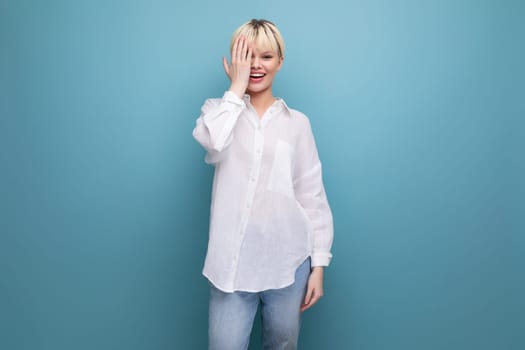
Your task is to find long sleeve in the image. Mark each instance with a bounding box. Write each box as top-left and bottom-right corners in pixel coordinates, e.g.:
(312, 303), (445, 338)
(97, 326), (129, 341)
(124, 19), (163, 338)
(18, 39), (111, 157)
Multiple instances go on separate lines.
(293, 118), (334, 267)
(192, 91), (245, 164)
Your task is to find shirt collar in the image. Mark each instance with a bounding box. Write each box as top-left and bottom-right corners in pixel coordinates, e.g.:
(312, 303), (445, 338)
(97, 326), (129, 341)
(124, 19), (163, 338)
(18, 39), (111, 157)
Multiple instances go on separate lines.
(242, 94), (293, 117)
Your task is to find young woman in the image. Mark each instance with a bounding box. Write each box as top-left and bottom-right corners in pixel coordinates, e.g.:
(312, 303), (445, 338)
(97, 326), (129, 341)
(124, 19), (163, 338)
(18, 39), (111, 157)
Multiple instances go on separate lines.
(192, 19), (334, 350)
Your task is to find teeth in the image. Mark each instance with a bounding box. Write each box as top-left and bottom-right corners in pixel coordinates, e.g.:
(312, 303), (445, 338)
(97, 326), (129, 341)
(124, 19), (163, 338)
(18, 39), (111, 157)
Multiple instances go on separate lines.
(251, 74), (265, 78)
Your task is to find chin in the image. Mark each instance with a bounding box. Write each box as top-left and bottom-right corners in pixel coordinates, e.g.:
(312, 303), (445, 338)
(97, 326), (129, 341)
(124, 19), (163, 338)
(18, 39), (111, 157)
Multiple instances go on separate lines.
(247, 85), (270, 95)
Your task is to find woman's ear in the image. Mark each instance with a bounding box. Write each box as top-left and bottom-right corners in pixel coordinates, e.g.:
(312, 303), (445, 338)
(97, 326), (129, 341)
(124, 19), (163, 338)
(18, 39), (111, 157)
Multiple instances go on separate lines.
(277, 56), (284, 71)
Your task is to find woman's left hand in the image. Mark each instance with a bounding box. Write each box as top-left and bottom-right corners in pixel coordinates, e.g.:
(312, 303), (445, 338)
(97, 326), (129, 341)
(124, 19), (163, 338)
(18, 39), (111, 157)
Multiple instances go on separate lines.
(300, 266), (324, 312)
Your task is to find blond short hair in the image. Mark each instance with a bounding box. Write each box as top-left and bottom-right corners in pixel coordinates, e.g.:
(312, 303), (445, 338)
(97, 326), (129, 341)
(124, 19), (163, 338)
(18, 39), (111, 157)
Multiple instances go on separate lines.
(230, 19), (285, 58)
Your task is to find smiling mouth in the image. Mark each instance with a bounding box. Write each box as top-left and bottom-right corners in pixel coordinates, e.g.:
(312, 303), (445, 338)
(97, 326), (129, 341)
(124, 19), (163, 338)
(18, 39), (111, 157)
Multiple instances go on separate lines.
(250, 73), (266, 79)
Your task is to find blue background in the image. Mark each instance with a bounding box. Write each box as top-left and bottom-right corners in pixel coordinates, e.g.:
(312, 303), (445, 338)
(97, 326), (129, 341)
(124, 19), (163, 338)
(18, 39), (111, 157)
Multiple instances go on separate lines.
(1, 0), (524, 349)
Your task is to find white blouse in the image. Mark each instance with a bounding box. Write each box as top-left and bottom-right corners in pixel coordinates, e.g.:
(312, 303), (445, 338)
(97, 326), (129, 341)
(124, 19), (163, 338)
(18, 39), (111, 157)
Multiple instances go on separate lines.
(193, 91), (333, 293)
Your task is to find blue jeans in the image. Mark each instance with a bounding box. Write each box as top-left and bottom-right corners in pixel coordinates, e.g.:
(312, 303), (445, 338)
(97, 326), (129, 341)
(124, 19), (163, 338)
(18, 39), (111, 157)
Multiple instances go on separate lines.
(208, 257), (311, 350)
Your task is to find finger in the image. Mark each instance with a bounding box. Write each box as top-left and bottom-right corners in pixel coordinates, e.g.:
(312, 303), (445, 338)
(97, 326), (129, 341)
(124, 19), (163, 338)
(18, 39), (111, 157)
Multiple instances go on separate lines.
(301, 302), (312, 312)
(240, 36), (248, 62)
(232, 36), (240, 62)
(301, 297), (313, 312)
(222, 56), (231, 79)
(246, 45), (253, 63)
(233, 36), (241, 61)
(301, 292), (320, 312)
(243, 38), (251, 61)
(303, 287), (313, 306)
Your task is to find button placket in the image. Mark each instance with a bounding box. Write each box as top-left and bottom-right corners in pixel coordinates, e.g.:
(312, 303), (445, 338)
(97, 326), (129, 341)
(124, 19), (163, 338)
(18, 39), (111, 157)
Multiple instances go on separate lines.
(239, 128), (264, 236)
(232, 111), (264, 278)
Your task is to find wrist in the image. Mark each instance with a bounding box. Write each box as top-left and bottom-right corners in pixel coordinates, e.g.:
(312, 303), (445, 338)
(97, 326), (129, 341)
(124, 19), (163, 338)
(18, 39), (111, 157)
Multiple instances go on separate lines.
(229, 83), (247, 99)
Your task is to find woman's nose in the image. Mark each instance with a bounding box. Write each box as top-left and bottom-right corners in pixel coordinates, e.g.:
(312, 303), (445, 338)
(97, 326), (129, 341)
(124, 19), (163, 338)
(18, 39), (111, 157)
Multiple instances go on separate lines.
(251, 56), (261, 68)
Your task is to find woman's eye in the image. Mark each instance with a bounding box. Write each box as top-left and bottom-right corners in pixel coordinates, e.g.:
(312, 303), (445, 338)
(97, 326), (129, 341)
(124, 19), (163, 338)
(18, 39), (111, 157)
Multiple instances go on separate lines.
(263, 55), (273, 59)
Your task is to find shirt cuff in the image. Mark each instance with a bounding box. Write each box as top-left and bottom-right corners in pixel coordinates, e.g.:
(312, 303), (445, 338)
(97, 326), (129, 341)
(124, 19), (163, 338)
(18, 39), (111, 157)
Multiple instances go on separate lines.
(223, 90), (245, 106)
(311, 252), (332, 267)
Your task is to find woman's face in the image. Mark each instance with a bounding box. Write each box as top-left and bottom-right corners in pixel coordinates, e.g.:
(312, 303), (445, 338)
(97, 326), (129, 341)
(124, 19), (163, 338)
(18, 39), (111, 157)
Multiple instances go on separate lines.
(246, 44), (283, 96)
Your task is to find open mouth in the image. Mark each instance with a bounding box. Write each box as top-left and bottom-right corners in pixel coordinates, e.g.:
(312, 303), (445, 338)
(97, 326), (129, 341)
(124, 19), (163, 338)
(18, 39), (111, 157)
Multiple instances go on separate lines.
(250, 73), (266, 80)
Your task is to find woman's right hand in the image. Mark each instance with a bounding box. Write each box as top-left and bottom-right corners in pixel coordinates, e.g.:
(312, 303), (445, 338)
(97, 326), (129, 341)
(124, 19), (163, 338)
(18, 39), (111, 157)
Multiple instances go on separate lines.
(223, 35), (252, 99)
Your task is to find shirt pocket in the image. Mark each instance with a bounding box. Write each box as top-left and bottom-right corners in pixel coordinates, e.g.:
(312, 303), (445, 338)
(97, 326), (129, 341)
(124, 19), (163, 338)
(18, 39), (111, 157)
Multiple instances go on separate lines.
(267, 139), (295, 198)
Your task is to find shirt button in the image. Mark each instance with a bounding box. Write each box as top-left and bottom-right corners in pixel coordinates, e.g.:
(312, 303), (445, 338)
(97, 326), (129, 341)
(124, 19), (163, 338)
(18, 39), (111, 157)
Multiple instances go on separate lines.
(256, 149), (261, 154)
(250, 178), (255, 182)
(246, 203), (251, 208)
